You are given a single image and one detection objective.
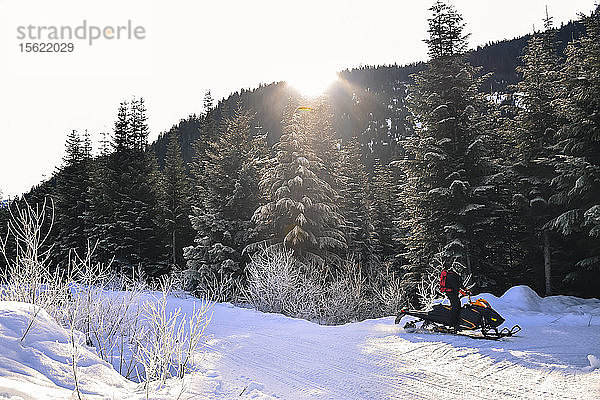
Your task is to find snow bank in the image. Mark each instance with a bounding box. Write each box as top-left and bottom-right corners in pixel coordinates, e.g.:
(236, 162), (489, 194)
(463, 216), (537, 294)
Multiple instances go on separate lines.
(584, 354), (600, 372)
(0, 299), (278, 400)
(476, 285), (600, 327)
(0, 301), (134, 399)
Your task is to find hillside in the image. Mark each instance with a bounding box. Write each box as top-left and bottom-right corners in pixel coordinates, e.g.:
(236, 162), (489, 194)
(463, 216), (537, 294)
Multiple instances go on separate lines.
(151, 20), (585, 171)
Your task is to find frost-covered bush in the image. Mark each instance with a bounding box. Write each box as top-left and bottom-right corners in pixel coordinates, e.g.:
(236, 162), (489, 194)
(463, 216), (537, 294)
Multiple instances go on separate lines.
(0, 198), (214, 393)
(54, 253), (141, 397)
(372, 267), (405, 316)
(245, 247), (304, 315)
(0, 199), (72, 341)
(191, 270), (244, 303)
(416, 254), (474, 309)
(245, 247), (405, 324)
(417, 257), (445, 309)
(134, 291), (213, 392)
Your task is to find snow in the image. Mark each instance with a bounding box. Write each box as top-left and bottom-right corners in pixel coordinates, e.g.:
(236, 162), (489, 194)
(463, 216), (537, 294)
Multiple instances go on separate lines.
(1, 286), (599, 399)
(0, 302), (135, 399)
(460, 203), (485, 215)
(473, 185), (495, 196)
(444, 223), (466, 234)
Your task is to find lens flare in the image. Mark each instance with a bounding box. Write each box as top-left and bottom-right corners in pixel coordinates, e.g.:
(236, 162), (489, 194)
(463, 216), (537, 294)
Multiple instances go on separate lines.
(286, 69), (338, 97)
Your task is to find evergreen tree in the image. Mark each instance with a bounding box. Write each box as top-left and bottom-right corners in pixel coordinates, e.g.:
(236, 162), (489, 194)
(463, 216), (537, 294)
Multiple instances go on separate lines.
(55, 130), (92, 265)
(113, 101), (130, 150)
(398, 0), (500, 299)
(253, 98), (346, 263)
(130, 98), (150, 151)
(545, 7), (600, 295)
(85, 152), (113, 264)
(190, 91), (218, 205)
(338, 136), (375, 265)
(185, 103), (265, 286)
(160, 132), (193, 269)
(87, 99), (165, 276)
(503, 12), (563, 295)
(309, 99), (340, 188)
(369, 158), (399, 265)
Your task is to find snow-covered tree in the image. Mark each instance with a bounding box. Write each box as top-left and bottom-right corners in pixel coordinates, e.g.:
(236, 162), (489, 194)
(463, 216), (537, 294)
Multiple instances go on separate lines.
(185, 103), (265, 288)
(87, 99), (165, 276)
(190, 91), (218, 205)
(398, 0), (501, 298)
(55, 130), (92, 266)
(338, 136), (375, 265)
(159, 131), (193, 269)
(253, 98), (346, 264)
(369, 158), (399, 265)
(503, 12), (563, 295)
(545, 7), (600, 293)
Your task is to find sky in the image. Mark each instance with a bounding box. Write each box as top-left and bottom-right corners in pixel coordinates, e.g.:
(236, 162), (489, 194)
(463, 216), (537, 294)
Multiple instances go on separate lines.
(0, 0), (597, 199)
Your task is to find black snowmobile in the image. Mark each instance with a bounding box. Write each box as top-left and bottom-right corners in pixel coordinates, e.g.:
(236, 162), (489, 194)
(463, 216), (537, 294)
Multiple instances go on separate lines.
(395, 297), (521, 340)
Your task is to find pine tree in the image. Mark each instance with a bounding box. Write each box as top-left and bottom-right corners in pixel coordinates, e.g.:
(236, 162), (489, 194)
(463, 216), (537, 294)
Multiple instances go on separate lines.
(113, 101), (129, 150)
(309, 99), (340, 188)
(160, 132), (193, 269)
(369, 158), (399, 265)
(86, 150), (114, 264)
(338, 136), (375, 265)
(503, 12), (563, 295)
(398, 0), (500, 300)
(185, 103), (265, 286)
(130, 98), (150, 151)
(190, 91), (218, 205)
(253, 98), (346, 263)
(55, 130), (92, 265)
(87, 99), (165, 276)
(545, 7), (600, 295)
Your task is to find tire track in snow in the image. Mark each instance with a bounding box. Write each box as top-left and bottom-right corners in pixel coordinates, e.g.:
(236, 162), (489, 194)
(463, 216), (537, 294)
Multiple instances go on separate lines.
(369, 333), (592, 400)
(207, 328), (490, 399)
(202, 329), (427, 399)
(202, 337), (356, 399)
(202, 315), (599, 399)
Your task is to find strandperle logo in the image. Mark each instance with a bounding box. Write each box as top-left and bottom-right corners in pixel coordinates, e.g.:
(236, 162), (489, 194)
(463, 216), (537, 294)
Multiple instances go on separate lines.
(16, 20), (146, 45)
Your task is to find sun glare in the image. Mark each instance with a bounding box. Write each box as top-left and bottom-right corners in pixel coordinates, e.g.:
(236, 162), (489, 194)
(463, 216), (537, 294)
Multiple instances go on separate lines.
(286, 69), (339, 97)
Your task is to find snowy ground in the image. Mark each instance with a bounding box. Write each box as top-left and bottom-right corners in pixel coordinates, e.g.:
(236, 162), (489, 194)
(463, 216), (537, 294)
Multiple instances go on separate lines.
(1, 286), (599, 399)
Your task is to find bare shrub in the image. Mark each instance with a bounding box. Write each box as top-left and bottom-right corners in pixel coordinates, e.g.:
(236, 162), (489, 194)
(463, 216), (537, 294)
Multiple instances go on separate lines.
(0, 199), (73, 341)
(372, 267), (405, 316)
(323, 258), (367, 324)
(134, 291), (213, 393)
(245, 246), (303, 315)
(245, 247), (403, 324)
(417, 255), (445, 309)
(192, 270), (243, 303)
(0, 198), (214, 393)
(417, 255), (475, 309)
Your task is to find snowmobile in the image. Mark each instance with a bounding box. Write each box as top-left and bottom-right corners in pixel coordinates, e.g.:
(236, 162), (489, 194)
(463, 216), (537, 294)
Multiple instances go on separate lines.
(395, 296), (521, 340)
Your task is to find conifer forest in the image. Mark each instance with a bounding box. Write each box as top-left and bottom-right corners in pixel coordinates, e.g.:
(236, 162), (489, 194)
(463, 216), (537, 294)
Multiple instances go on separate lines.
(2, 1), (599, 322)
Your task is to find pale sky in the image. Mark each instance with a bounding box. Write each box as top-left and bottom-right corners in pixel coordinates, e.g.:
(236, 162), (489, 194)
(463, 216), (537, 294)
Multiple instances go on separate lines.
(0, 0), (597, 199)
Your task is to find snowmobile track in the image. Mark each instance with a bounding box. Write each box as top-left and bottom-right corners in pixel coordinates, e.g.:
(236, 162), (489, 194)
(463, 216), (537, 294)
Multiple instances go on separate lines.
(197, 298), (600, 400)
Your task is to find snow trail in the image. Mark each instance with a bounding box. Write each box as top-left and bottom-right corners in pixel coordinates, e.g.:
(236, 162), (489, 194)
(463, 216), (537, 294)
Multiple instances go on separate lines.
(193, 287), (600, 399)
(1, 286), (599, 399)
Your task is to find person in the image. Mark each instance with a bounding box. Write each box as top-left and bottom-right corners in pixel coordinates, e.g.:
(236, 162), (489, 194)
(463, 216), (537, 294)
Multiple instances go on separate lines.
(439, 260), (468, 331)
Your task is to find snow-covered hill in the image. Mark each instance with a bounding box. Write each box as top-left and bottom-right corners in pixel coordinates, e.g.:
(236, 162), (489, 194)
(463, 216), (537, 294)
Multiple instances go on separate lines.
(1, 286), (599, 399)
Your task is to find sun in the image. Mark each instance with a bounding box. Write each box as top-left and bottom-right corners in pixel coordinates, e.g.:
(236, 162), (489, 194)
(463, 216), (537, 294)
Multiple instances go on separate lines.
(286, 69), (339, 97)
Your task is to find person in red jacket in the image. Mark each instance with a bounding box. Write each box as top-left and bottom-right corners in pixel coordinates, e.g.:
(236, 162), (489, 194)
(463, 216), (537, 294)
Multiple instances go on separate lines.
(439, 260), (468, 331)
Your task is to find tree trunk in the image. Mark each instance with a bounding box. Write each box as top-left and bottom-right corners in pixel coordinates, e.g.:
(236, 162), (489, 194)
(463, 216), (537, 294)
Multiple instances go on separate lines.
(543, 229), (552, 296)
(465, 247), (472, 275)
(172, 230), (176, 267)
